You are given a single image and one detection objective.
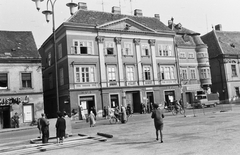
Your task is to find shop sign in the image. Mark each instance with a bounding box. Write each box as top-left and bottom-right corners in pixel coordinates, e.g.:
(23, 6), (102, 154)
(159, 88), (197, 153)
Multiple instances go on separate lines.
(80, 97), (93, 101)
(0, 97), (21, 106)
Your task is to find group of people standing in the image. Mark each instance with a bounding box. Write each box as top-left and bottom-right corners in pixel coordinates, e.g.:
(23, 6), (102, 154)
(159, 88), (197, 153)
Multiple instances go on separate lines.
(141, 102), (154, 114)
(37, 112), (66, 144)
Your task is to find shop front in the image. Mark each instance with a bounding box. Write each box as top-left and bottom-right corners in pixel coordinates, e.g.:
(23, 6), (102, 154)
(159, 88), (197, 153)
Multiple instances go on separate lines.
(0, 95), (44, 129)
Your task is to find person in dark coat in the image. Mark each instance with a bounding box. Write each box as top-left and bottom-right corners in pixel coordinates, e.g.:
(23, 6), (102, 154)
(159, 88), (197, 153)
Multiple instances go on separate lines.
(55, 111), (66, 143)
(39, 113), (49, 143)
(91, 106), (97, 120)
(151, 104), (164, 143)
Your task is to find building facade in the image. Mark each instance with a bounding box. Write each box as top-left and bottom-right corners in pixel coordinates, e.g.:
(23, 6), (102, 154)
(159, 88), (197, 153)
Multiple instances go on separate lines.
(168, 19), (212, 106)
(201, 24), (240, 101)
(39, 3), (182, 119)
(0, 31), (44, 129)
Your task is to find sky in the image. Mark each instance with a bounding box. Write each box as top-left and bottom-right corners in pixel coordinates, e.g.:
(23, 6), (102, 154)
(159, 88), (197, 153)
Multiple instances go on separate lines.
(1, 0), (240, 48)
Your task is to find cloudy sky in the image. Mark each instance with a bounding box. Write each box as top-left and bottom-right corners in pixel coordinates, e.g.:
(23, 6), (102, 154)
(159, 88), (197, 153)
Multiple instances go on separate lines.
(0, 0), (240, 48)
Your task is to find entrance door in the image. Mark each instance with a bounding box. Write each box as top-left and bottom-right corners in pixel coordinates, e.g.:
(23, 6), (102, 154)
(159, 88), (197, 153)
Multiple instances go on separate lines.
(110, 94), (119, 108)
(147, 92), (154, 104)
(79, 96), (95, 119)
(164, 91), (175, 107)
(0, 106), (10, 129)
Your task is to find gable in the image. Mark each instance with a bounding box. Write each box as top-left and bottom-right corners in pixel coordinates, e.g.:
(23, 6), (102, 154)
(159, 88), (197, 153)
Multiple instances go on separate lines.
(97, 18), (156, 33)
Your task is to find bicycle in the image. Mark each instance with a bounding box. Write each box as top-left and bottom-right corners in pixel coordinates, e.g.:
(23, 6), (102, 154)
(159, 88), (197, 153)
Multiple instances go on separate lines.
(172, 105), (185, 115)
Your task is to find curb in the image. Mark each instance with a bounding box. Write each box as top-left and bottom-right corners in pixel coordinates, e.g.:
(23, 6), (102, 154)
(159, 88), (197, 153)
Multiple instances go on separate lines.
(0, 126), (36, 133)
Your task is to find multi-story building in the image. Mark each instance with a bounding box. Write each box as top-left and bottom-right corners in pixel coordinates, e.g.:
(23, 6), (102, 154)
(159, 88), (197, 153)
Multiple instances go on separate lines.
(39, 3), (182, 119)
(168, 19), (212, 106)
(0, 31), (44, 129)
(201, 24), (240, 101)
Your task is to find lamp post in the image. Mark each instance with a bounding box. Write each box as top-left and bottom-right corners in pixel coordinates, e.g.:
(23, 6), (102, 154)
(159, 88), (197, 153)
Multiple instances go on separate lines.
(32, 0), (77, 113)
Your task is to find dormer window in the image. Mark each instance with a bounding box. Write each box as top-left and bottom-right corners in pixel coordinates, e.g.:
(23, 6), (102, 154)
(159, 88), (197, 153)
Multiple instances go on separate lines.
(230, 43), (235, 48)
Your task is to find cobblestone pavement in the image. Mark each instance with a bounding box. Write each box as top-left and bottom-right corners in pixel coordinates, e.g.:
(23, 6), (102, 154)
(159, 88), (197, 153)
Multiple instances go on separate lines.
(27, 105), (240, 155)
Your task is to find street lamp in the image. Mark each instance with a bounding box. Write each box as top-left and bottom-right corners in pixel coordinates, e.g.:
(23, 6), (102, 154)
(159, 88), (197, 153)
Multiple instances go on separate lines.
(32, 0), (77, 113)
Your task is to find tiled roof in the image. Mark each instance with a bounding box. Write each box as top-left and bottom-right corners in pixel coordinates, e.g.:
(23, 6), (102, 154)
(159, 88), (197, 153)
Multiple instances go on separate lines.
(67, 10), (173, 33)
(201, 30), (240, 58)
(0, 31), (40, 58)
(215, 31), (240, 55)
(169, 23), (205, 47)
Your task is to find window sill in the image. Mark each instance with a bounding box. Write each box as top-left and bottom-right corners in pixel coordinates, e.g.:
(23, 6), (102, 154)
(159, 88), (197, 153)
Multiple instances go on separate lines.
(19, 88), (34, 90)
(105, 55), (116, 57)
(123, 55), (134, 57)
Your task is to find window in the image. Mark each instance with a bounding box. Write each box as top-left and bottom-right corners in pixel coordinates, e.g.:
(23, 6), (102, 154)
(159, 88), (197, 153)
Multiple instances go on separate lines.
(158, 45), (173, 56)
(75, 66), (96, 83)
(141, 44), (150, 56)
(58, 44), (62, 59)
(49, 73), (53, 89)
(190, 69), (196, 79)
(107, 66), (117, 82)
(48, 52), (51, 66)
(123, 42), (133, 56)
(0, 73), (8, 89)
(231, 64), (237, 77)
(72, 40), (93, 55)
(180, 69), (187, 80)
(22, 73), (32, 88)
(188, 53), (194, 59)
(235, 87), (240, 97)
(200, 68), (210, 79)
(160, 66), (175, 80)
(126, 66), (135, 81)
(143, 66), (151, 80)
(105, 42), (115, 55)
(179, 52), (186, 59)
(59, 68), (64, 86)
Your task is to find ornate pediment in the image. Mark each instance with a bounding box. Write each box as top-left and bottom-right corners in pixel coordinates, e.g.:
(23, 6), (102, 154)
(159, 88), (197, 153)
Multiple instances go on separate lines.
(96, 17), (156, 33)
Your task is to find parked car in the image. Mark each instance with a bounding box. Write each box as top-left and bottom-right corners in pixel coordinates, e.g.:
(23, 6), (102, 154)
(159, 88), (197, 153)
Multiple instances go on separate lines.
(193, 93), (220, 108)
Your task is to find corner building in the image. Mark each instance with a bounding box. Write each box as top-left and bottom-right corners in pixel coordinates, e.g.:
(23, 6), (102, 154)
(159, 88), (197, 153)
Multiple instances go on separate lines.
(39, 3), (181, 118)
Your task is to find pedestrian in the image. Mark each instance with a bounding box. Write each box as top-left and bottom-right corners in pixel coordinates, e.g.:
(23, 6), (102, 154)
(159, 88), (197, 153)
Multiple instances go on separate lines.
(12, 112), (19, 128)
(121, 106), (127, 123)
(103, 106), (108, 119)
(37, 117), (42, 138)
(151, 103), (164, 143)
(55, 111), (66, 143)
(39, 113), (49, 143)
(89, 111), (96, 127)
(91, 106), (97, 120)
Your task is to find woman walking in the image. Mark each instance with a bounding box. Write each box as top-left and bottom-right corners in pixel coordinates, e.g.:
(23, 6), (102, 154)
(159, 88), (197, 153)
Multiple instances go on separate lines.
(89, 111), (96, 127)
(55, 112), (66, 143)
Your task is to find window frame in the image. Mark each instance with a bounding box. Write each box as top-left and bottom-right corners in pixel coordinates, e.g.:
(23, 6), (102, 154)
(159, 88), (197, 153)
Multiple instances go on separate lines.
(107, 65), (117, 82)
(105, 41), (115, 55)
(48, 52), (51, 66)
(160, 66), (175, 80)
(126, 65), (135, 81)
(141, 44), (150, 56)
(0, 73), (8, 89)
(123, 42), (133, 56)
(72, 40), (94, 55)
(231, 64), (238, 77)
(58, 43), (62, 59)
(21, 72), (32, 88)
(180, 68), (188, 80)
(190, 68), (196, 79)
(143, 65), (152, 80)
(59, 68), (64, 86)
(74, 65), (96, 83)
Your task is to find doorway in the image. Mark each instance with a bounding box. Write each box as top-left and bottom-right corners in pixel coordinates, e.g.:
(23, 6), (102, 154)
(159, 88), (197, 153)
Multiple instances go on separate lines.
(164, 91), (175, 107)
(0, 106), (11, 129)
(79, 96), (95, 120)
(110, 94), (119, 108)
(147, 92), (154, 104)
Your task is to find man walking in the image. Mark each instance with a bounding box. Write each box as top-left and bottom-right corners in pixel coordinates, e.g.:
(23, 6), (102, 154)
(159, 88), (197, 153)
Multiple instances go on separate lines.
(151, 103), (164, 143)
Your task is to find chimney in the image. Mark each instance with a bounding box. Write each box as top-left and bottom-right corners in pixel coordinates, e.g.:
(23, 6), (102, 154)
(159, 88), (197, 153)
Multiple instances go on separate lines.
(168, 17), (174, 30)
(134, 9), (143, 16)
(78, 2), (87, 10)
(215, 24), (222, 31)
(154, 14), (160, 20)
(112, 6), (121, 14)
